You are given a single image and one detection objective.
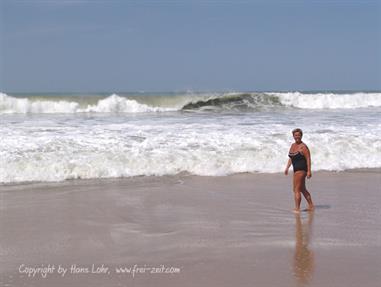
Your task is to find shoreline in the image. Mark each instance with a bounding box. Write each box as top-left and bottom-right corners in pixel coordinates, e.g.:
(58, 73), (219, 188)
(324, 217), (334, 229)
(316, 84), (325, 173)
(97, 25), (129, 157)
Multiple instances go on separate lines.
(1, 170), (380, 286)
(1, 167), (380, 188)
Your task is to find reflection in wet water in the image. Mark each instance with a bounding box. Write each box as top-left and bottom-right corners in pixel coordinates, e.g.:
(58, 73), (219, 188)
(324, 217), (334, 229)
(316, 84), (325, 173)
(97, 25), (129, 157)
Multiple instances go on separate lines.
(293, 212), (314, 287)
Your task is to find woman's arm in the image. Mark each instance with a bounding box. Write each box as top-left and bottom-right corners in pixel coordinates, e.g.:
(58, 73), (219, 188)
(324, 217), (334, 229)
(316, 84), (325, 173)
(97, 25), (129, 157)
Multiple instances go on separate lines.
(285, 158), (292, 175)
(304, 145), (312, 178)
(285, 144), (293, 175)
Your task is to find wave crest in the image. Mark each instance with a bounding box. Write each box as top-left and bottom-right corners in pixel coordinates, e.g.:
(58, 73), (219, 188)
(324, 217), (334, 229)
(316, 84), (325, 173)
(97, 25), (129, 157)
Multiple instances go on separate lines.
(0, 93), (175, 114)
(1, 91), (380, 114)
(270, 92), (381, 109)
(181, 93), (281, 111)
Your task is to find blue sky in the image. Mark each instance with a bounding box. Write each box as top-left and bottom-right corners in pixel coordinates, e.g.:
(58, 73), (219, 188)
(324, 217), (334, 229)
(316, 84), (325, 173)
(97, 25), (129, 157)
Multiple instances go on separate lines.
(0, 0), (380, 92)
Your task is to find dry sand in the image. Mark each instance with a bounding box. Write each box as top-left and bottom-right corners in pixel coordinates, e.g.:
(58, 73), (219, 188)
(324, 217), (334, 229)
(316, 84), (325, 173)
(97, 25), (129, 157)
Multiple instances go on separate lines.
(0, 170), (380, 287)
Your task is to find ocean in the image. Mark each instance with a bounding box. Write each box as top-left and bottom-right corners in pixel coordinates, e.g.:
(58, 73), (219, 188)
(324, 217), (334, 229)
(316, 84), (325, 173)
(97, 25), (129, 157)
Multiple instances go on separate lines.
(1, 91), (380, 184)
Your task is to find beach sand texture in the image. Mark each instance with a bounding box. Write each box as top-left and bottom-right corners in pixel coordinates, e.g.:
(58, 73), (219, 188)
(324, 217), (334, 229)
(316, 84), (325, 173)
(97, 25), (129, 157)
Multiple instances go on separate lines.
(1, 170), (380, 287)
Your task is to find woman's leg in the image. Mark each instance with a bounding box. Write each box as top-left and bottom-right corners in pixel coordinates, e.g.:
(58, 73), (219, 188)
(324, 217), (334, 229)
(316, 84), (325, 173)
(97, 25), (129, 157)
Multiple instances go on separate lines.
(293, 172), (303, 212)
(301, 176), (314, 210)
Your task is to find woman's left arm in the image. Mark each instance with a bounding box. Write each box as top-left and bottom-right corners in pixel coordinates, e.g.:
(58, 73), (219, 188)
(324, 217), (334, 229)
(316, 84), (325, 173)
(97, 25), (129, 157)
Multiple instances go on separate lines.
(304, 145), (312, 178)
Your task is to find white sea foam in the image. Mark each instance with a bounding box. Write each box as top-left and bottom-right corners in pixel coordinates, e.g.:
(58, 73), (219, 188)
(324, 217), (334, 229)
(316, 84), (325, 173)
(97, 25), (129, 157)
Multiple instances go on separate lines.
(1, 117), (380, 183)
(1, 91), (380, 183)
(269, 92), (381, 109)
(0, 92), (80, 114)
(82, 94), (176, 113)
(0, 93), (175, 114)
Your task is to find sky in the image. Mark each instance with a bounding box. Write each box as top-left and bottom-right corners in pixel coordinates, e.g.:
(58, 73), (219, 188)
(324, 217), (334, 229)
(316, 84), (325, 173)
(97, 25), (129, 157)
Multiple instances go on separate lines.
(0, 0), (380, 93)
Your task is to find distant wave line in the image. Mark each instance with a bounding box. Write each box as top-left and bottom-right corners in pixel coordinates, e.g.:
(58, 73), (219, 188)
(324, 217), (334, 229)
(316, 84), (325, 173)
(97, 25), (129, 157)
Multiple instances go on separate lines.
(1, 91), (380, 114)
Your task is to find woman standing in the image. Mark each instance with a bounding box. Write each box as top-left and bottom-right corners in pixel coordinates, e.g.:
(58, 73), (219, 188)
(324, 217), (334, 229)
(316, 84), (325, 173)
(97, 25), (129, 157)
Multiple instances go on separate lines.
(285, 128), (314, 213)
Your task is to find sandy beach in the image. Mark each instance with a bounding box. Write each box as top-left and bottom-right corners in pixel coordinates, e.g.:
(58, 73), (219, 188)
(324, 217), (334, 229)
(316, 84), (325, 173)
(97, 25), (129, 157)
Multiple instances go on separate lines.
(0, 170), (380, 287)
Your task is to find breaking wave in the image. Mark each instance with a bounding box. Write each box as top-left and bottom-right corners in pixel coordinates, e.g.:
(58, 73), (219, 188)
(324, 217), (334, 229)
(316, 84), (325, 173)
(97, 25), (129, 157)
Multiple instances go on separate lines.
(0, 91), (380, 114)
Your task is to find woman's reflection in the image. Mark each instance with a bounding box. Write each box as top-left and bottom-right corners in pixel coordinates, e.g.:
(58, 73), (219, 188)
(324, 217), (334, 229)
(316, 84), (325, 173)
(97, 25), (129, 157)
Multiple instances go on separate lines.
(293, 211), (314, 286)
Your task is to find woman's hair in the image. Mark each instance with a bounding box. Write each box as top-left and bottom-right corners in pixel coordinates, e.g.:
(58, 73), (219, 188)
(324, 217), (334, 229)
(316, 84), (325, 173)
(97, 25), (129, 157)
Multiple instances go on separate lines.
(292, 128), (303, 136)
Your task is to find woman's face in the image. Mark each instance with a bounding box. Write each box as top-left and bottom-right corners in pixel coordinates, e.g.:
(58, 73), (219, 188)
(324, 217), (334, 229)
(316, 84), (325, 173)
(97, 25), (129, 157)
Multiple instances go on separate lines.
(293, 132), (302, 143)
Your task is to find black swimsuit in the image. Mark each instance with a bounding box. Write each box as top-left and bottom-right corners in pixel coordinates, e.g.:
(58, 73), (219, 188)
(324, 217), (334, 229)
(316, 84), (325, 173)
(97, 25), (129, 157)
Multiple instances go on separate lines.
(288, 151), (308, 172)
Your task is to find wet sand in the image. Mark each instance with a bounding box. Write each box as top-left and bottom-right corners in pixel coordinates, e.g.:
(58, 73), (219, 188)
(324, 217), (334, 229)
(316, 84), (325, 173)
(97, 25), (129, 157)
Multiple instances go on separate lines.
(0, 170), (380, 287)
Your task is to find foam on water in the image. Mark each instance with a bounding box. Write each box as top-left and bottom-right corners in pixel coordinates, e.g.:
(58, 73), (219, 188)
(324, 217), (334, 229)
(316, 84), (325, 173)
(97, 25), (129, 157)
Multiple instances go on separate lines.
(1, 113), (380, 183)
(0, 93), (176, 114)
(1, 91), (380, 183)
(269, 92), (381, 109)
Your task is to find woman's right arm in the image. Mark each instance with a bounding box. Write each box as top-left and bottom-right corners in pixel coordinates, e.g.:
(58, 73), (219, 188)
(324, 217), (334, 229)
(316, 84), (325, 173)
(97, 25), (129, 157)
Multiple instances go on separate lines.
(285, 144), (292, 175)
(285, 158), (291, 175)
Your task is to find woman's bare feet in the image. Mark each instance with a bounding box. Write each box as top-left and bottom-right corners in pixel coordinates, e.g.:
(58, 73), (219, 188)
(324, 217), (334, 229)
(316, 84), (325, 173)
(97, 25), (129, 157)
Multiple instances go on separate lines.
(306, 205), (315, 211)
(293, 208), (301, 214)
